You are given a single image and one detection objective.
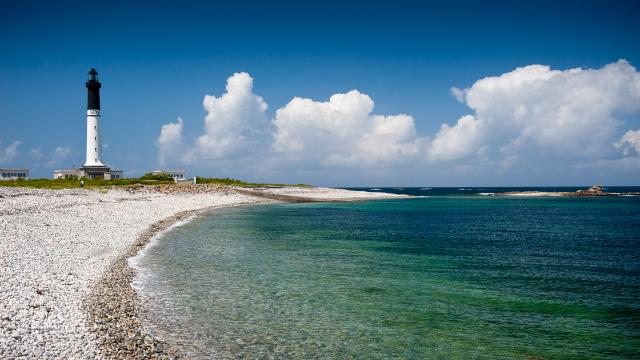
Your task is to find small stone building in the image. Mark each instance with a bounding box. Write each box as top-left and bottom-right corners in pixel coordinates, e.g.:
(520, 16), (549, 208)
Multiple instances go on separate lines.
(0, 168), (29, 181)
(151, 169), (186, 181)
(53, 167), (123, 180)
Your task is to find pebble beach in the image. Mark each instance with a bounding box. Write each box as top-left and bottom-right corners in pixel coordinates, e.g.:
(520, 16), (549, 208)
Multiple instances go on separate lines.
(0, 185), (400, 359)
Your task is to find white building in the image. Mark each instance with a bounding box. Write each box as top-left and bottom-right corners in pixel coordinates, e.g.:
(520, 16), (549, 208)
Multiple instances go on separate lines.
(53, 168), (123, 180)
(53, 169), (81, 179)
(0, 168), (29, 181)
(152, 169), (186, 181)
(104, 170), (123, 180)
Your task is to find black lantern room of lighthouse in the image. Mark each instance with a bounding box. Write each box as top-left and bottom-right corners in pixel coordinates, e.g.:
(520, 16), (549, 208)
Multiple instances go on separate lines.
(87, 68), (101, 110)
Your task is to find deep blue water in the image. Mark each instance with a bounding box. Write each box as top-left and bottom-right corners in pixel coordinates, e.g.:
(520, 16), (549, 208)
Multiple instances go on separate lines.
(132, 188), (640, 359)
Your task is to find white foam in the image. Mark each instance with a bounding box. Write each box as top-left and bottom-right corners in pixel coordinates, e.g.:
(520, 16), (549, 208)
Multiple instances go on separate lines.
(129, 214), (198, 292)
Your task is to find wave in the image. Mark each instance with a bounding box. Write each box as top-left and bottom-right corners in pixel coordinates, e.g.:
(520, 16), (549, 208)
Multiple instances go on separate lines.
(478, 192), (496, 196)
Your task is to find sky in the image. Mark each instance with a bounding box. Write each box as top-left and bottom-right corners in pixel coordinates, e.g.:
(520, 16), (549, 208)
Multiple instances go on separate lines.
(1, 0), (639, 186)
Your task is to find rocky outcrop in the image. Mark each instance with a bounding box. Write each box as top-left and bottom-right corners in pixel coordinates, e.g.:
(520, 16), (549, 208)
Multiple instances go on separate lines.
(571, 185), (609, 196)
(499, 185), (638, 197)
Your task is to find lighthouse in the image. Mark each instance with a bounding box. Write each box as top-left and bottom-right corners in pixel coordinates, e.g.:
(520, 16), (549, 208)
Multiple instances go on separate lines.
(52, 69), (123, 179)
(85, 68), (104, 167)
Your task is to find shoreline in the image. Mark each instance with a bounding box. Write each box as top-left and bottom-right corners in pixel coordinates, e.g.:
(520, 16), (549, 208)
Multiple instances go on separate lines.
(83, 188), (404, 358)
(84, 188), (406, 359)
(0, 185), (403, 358)
(83, 210), (196, 359)
(85, 204), (252, 359)
(0, 185), (268, 358)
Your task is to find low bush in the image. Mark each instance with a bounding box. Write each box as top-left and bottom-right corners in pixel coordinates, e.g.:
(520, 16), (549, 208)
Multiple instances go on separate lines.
(139, 172), (175, 181)
(0, 175), (308, 189)
(195, 177), (308, 188)
(0, 177), (174, 189)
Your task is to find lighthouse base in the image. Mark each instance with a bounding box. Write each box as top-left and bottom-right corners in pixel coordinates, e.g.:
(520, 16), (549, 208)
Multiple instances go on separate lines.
(52, 166), (123, 180)
(81, 165), (111, 179)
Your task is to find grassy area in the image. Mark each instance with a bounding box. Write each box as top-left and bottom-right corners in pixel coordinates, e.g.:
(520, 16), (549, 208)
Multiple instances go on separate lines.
(0, 177), (175, 189)
(0, 175), (309, 190)
(195, 177), (308, 188)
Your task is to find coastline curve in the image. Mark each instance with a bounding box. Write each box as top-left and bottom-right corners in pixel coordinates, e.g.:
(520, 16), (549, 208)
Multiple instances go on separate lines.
(83, 202), (263, 359)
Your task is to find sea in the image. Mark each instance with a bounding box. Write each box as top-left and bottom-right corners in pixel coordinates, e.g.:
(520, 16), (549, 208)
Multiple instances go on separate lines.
(130, 187), (640, 359)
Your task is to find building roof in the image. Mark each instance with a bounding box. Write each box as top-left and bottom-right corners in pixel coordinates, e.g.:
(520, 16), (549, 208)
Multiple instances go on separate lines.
(152, 169), (186, 173)
(0, 168), (29, 172)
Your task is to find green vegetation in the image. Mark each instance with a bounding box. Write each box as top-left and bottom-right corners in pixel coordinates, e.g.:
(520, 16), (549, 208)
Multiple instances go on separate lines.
(139, 172), (175, 181)
(195, 177), (309, 188)
(0, 174), (309, 190)
(0, 175), (175, 189)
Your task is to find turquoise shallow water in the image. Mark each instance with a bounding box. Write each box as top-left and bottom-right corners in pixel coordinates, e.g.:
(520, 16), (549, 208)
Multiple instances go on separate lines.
(133, 193), (640, 359)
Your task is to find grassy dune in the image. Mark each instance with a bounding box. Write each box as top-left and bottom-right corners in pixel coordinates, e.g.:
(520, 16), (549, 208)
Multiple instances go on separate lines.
(0, 174), (308, 190)
(195, 177), (307, 188)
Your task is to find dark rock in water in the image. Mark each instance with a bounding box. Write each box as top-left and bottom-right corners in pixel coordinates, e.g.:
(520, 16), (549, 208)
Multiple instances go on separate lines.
(571, 185), (612, 196)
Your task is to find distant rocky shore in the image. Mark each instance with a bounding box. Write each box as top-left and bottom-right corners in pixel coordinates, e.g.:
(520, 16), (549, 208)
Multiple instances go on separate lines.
(497, 185), (640, 197)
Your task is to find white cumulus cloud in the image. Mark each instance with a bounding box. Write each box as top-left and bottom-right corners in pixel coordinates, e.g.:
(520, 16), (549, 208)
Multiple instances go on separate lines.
(156, 117), (184, 167)
(183, 72), (269, 162)
(427, 115), (484, 161)
(615, 129), (640, 156)
(0, 140), (20, 164)
(29, 148), (43, 159)
(46, 146), (72, 166)
(272, 90), (424, 166)
(429, 59), (640, 163)
(155, 61), (640, 183)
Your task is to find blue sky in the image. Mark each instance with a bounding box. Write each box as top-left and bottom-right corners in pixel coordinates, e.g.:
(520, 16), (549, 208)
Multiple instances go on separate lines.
(1, 0), (639, 185)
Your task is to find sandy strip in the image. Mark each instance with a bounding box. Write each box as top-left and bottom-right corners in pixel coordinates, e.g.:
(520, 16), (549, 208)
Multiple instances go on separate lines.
(497, 191), (570, 197)
(238, 186), (409, 202)
(0, 185), (401, 359)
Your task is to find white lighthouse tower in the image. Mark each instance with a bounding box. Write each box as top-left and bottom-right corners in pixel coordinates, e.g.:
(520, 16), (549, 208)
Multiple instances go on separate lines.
(52, 69), (123, 180)
(85, 68), (104, 167)
(77, 68), (123, 179)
